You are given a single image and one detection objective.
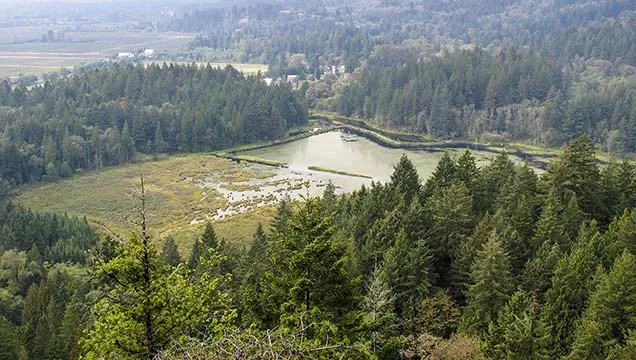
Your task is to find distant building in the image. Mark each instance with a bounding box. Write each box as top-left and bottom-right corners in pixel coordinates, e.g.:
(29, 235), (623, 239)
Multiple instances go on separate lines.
(263, 77), (274, 86)
(143, 49), (155, 57)
(324, 64), (348, 76)
(286, 74), (300, 89)
(47, 30), (54, 42)
(117, 52), (134, 58)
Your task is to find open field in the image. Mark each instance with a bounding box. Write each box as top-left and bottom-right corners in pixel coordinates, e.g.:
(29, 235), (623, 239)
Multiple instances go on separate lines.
(14, 154), (280, 252)
(143, 61), (269, 75)
(0, 25), (195, 77)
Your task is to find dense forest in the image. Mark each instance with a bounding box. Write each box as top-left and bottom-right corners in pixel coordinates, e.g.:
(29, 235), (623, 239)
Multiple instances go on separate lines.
(3, 136), (636, 358)
(0, 64), (307, 186)
(166, 4), (376, 75)
(330, 47), (636, 152)
(4, 0), (636, 359)
(540, 18), (636, 66)
(166, 0), (636, 72)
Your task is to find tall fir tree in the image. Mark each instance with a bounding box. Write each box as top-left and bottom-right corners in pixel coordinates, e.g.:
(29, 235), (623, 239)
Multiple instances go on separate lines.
(568, 250), (636, 359)
(460, 231), (513, 335)
(483, 290), (549, 360)
(161, 236), (181, 267)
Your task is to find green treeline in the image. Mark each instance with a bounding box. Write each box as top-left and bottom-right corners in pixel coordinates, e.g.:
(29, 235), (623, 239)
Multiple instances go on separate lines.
(0, 201), (96, 359)
(4, 136), (636, 358)
(541, 18), (636, 66)
(176, 11), (375, 75)
(0, 63), (307, 186)
(334, 47), (636, 152)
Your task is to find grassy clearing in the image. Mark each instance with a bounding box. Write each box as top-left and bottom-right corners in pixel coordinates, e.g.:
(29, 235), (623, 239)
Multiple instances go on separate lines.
(143, 61), (268, 75)
(14, 153), (274, 249)
(163, 206), (277, 256)
(308, 166), (372, 179)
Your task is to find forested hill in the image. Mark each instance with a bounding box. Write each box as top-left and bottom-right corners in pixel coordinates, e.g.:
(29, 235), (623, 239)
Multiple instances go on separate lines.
(0, 64), (307, 186)
(4, 136), (636, 359)
(334, 47), (636, 152)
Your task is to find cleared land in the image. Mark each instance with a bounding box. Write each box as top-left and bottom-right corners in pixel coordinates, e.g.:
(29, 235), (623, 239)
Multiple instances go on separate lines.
(144, 61), (269, 75)
(0, 26), (195, 77)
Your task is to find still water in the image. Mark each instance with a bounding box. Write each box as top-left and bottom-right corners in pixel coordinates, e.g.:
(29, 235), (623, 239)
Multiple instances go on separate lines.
(238, 131), (522, 182)
(197, 130), (536, 221)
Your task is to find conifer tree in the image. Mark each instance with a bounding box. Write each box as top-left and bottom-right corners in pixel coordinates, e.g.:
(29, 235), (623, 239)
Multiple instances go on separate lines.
(473, 151), (516, 214)
(81, 178), (233, 359)
(542, 225), (600, 358)
(560, 195), (587, 246)
(161, 236), (181, 267)
(544, 135), (605, 223)
(380, 229), (431, 317)
(390, 154), (422, 204)
(484, 290), (549, 360)
(455, 150), (479, 191)
(201, 222), (218, 251)
(453, 212), (494, 300)
(521, 241), (562, 301)
(427, 183), (473, 290)
(531, 194), (566, 252)
(153, 122), (167, 154)
(460, 231), (513, 335)
(239, 224), (272, 328)
(278, 199), (358, 326)
(423, 152), (455, 197)
(188, 239), (202, 270)
(362, 266), (396, 355)
(569, 250), (636, 359)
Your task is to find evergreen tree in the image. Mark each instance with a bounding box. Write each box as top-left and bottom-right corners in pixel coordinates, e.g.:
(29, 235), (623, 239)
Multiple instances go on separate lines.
(161, 236), (181, 267)
(380, 228), (431, 317)
(427, 183), (473, 291)
(544, 135), (606, 224)
(460, 231), (513, 335)
(200, 222), (218, 251)
(423, 152), (456, 197)
(560, 195), (587, 246)
(455, 150), (479, 191)
(484, 290), (549, 360)
(239, 224), (272, 328)
(362, 266), (397, 355)
(153, 122), (167, 154)
(531, 195), (566, 253)
(389, 154), (422, 204)
(521, 241), (562, 301)
(0, 315), (17, 360)
(453, 212), (494, 301)
(188, 239), (202, 270)
(568, 251), (636, 359)
(542, 225), (600, 358)
(81, 179), (233, 358)
(278, 199), (358, 326)
(473, 152), (516, 213)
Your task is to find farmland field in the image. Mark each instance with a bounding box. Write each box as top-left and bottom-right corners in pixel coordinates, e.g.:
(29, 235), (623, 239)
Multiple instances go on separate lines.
(0, 25), (195, 76)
